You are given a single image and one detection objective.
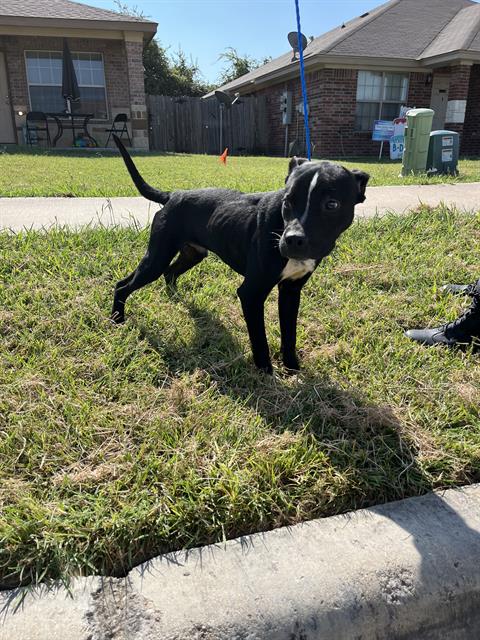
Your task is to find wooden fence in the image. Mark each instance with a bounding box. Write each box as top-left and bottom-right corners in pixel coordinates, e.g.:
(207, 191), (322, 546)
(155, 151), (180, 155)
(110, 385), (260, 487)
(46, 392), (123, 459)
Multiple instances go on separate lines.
(147, 95), (269, 155)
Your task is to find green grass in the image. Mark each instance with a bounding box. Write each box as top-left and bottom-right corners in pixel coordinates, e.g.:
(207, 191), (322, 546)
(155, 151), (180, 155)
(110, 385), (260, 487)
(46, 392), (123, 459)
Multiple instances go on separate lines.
(1, 206), (480, 587)
(0, 146), (479, 197)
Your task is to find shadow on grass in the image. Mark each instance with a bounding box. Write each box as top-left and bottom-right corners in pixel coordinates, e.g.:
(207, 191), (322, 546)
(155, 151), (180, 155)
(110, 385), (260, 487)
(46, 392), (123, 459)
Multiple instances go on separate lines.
(138, 298), (432, 514)
(134, 301), (480, 620)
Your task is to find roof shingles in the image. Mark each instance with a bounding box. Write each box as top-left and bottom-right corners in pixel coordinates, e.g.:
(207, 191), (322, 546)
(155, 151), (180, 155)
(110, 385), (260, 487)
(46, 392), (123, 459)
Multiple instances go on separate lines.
(213, 0), (480, 93)
(421, 4), (480, 58)
(329, 0), (472, 59)
(0, 0), (148, 22)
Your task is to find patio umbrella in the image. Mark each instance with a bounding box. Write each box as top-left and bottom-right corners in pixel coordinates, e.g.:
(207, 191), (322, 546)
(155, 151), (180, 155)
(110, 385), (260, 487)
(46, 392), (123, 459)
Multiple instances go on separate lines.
(62, 39), (80, 114)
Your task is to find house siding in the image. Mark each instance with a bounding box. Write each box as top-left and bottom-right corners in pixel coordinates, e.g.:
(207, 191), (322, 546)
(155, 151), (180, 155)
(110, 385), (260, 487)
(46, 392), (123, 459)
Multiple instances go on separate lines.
(0, 33), (148, 148)
(255, 69), (433, 158)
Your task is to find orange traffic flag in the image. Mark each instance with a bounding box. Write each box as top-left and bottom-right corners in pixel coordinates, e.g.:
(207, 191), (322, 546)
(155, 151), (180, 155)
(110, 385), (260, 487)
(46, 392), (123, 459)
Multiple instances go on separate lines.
(220, 148), (228, 164)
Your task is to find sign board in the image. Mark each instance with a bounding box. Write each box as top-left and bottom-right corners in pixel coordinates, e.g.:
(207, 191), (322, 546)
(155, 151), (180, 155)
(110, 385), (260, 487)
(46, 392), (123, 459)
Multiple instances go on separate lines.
(372, 120), (395, 141)
(390, 119), (407, 160)
(390, 135), (404, 160)
(442, 136), (453, 147)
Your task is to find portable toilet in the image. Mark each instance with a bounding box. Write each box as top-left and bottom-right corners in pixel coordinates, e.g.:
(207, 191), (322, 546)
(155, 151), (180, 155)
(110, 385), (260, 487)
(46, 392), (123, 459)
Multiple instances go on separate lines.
(427, 130), (459, 175)
(402, 108), (434, 176)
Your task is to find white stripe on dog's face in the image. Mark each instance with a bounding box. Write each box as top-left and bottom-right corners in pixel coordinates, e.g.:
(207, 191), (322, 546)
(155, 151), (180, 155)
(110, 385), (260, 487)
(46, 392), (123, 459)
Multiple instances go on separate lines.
(300, 172), (319, 225)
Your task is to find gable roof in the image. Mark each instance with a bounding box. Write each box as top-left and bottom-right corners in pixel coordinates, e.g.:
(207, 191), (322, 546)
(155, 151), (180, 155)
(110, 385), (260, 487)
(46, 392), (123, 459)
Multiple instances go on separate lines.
(211, 0), (479, 95)
(421, 3), (480, 58)
(324, 0), (472, 59)
(0, 0), (157, 34)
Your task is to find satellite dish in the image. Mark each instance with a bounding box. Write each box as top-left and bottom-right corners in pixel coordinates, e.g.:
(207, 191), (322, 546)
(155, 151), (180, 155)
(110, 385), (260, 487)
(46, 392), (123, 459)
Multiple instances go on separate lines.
(214, 90), (240, 109)
(288, 31), (308, 61)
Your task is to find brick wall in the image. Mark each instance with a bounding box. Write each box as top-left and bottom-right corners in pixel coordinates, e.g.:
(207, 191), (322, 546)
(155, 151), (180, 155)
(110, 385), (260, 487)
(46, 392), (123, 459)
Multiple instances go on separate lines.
(445, 64), (472, 141)
(446, 64), (471, 100)
(463, 65), (480, 155)
(316, 68), (359, 157)
(124, 40), (149, 149)
(0, 34), (141, 147)
(407, 72), (433, 109)
(255, 69), (432, 158)
(0, 35), (29, 108)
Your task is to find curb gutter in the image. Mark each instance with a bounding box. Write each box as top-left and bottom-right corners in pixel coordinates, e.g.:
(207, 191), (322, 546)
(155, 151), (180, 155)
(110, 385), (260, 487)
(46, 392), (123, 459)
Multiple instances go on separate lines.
(1, 484), (480, 639)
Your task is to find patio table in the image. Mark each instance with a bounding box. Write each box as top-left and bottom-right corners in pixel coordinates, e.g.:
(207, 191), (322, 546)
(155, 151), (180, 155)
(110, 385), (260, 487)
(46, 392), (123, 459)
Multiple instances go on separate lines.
(47, 112), (98, 147)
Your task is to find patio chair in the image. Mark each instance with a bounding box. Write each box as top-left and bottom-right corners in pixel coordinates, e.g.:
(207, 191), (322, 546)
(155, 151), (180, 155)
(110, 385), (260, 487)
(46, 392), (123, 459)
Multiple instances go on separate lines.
(105, 113), (132, 147)
(26, 111), (52, 147)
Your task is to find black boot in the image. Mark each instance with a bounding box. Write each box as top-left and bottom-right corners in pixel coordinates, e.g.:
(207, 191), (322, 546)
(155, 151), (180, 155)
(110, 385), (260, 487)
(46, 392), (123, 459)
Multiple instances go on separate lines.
(406, 280), (480, 347)
(440, 283), (477, 296)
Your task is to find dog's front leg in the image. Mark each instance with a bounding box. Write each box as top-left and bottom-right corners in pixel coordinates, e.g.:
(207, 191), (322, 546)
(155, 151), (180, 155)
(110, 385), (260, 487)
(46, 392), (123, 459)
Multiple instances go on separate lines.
(237, 281), (273, 374)
(278, 275), (310, 371)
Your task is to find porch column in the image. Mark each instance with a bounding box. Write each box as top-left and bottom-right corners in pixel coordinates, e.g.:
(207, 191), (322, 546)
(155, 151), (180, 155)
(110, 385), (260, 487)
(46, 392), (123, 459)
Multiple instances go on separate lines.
(463, 65), (480, 155)
(445, 63), (472, 142)
(124, 32), (149, 150)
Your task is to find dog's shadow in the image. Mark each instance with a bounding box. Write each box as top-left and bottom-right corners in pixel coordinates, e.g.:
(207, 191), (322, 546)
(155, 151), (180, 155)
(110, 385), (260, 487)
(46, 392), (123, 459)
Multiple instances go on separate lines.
(137, 297), (430, 508)
(138, 295), (244, 376)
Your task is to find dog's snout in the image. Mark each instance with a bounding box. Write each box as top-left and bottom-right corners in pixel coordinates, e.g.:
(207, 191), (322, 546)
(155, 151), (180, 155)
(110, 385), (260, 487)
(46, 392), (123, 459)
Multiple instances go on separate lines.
(284, 231), (306, 249)
(280, 227), (309, 259)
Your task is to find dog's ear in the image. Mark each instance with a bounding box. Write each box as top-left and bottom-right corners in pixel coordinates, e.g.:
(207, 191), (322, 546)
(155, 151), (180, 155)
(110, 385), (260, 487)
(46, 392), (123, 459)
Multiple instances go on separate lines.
(286, 156), (309, 182)
(351, 170), (370, 203)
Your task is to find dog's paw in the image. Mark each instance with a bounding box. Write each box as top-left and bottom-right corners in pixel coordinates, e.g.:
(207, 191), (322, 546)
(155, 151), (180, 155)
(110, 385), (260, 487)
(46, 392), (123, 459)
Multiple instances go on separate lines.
(282, 354), (300, 372)
(110, 311), (125, 325)
(165, 282), (179, 300)
(255, 361), (273, 375)
(164, 272), (178, 293)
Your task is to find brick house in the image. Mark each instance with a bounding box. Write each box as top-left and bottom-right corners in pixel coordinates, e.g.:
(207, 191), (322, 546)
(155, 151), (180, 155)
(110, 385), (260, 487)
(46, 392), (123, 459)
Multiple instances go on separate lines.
(213, 0), (480, 157)
(0, 0), (156, 148)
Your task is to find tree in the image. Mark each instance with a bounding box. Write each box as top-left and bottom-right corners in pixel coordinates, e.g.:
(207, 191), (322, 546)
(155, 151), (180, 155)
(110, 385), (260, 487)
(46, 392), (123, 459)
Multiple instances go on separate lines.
(114, 0), (213, 97)
(143, 41), (213, 97)
(218, 47), (271, 85)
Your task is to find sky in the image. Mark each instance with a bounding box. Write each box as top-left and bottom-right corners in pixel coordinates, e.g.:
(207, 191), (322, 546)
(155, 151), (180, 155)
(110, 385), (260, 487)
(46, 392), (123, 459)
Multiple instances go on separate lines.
(77, 0), (392, 83)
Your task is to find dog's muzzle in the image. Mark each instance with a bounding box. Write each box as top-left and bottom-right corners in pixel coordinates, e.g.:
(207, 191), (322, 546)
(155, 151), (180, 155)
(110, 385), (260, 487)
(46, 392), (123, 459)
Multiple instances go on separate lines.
(279, 227), (310, 260)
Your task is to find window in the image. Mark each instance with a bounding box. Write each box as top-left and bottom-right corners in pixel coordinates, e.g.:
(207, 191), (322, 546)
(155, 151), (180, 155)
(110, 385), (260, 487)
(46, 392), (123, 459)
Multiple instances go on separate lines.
(25, 51), (108, 119)
(355, 71), (409, 131)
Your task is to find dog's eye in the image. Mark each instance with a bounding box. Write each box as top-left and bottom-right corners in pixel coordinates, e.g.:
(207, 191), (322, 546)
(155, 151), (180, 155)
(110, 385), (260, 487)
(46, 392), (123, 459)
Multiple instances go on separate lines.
(325, 199), (340, 210)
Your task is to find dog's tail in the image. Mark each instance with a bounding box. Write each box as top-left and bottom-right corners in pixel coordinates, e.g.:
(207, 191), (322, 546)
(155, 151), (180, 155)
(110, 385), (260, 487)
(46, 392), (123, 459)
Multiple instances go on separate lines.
(113, 134), (170, 205)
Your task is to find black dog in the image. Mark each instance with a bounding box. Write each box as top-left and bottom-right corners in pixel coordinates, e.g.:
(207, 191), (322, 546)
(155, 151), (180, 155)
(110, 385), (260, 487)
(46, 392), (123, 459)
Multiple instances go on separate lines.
(111, 135), (369, 373)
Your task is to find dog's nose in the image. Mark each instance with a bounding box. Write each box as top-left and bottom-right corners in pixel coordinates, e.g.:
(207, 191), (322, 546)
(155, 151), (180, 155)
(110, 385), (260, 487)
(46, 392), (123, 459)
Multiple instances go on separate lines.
(284, 230), (306, 249)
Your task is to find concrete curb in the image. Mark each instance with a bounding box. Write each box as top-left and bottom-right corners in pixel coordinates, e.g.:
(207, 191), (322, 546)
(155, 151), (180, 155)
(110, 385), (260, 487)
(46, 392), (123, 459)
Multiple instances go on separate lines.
(2, 484), (480, 639)
(1, 182), (479, 231)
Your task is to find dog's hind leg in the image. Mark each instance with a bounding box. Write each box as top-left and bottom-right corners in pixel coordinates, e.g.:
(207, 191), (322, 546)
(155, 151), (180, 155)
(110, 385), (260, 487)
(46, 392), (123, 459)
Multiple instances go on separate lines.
(111, 248), (177, 323)
(111, 218), (179, 322)
(164, 243), (208, 290)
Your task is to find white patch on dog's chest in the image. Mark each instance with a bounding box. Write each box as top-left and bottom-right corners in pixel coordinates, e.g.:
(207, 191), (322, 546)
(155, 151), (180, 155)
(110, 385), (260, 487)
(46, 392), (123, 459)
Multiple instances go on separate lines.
(281, 259), (316, 281)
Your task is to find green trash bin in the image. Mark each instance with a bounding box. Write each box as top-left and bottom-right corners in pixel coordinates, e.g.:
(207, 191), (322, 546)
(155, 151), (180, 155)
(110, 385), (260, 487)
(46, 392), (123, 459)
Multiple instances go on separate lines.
(427, 130), (459, 176)
(402, 108), (434, 176)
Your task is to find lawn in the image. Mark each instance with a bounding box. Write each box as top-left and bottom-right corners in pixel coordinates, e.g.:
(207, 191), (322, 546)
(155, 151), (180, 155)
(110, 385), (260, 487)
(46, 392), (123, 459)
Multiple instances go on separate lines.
(1, 206), (480, 588)
(0, 146), (479, 197)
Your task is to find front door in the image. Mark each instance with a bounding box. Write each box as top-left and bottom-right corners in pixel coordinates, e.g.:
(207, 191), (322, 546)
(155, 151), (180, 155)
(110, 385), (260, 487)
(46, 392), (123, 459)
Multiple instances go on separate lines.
(0, 51), (15, 143)
(430, 75), (450, 131)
